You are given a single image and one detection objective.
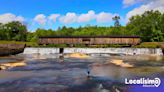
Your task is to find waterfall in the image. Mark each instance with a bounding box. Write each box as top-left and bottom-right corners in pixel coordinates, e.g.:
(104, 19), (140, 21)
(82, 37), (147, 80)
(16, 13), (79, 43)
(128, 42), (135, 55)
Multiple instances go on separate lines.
(23, 48), (163, 55)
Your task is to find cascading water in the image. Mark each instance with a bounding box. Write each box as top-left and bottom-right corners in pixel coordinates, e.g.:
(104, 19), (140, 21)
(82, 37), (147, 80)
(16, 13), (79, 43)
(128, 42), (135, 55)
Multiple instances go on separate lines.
(23, 48), (163, 55)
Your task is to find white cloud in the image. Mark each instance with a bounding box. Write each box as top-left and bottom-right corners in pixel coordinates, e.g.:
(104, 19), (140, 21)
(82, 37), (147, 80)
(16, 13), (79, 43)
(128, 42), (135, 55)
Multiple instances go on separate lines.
(123, 0), (151, 7)
(59, 10), (117, 24)
(77, 10), (96, 23)
(2, 10), (118, 25)
(96, 12), (116, 22)
(123, 0), (136, 7)
(126, 0), (164, 20)
(0, 13), (25, 24)
(48, 14), (60, 22)
(34, 14), (46, 25)
(59, 12), (77, 24)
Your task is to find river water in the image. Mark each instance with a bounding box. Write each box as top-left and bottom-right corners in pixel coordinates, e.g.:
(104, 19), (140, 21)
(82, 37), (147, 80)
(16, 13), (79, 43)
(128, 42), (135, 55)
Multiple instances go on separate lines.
(0, 54), (164, 92)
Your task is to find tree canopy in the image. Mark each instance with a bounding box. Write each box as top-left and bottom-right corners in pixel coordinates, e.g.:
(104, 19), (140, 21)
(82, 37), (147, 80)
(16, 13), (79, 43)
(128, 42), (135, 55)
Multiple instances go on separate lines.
(0, 21), (27, 41)
(126, 10), (164, 42)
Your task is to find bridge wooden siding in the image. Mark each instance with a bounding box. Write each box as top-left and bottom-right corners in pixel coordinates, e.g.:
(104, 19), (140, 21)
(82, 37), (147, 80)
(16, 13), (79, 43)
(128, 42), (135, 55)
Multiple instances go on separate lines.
(38, 36), (141, 46)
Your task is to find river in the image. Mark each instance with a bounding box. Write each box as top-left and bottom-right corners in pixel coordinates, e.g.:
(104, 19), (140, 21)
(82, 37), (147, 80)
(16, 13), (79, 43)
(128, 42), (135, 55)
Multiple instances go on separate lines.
(0, 54), (164, 92)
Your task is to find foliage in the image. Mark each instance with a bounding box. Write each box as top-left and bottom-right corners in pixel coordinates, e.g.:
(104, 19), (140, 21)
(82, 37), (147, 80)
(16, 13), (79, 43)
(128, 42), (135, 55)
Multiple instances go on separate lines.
(0, 21), (27, 41)
(126, 10), (164, 42)
(0, 40), (38, 47)
(39, 44), (68, 48)
(133, 42), (160, 48)
(112, 16), (121, 27)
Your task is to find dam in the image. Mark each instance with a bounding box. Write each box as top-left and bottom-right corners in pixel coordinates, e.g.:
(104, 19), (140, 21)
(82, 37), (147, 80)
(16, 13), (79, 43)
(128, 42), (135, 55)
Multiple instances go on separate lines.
(23, 48), (163, 55)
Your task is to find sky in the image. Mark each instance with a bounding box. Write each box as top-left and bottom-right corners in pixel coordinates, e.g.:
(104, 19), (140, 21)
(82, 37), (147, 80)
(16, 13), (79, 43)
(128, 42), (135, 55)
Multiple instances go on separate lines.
(0, 0), (163, 31)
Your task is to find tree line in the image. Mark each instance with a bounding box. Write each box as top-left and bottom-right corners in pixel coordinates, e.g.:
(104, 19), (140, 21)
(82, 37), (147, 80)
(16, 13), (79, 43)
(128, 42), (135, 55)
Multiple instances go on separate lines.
(0, 10), (163, 42)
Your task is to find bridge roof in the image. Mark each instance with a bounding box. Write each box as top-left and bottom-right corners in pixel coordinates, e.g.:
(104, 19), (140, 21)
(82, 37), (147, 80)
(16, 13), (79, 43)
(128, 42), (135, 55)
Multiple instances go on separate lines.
(39, 36), (140, 38)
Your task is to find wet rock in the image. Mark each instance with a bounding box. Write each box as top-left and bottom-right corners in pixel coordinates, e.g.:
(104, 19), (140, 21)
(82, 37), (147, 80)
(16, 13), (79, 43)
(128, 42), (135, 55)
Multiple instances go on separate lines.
(0, 62), (26, 70)
(66, 53), (90, 59)
(0, 43), (25, 56)
(0, 66), (7, 70)
(107, 59), (133, 68)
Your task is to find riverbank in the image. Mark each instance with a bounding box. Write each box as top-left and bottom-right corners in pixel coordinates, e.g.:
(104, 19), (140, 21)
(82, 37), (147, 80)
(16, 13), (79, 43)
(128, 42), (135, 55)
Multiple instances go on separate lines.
(0, 48), (24, 56)
(0, 42), (25, 56)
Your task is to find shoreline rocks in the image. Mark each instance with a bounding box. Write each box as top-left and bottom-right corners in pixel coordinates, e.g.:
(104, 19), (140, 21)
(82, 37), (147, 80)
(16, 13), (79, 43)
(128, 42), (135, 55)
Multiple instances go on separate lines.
(0, 44), (25, 56)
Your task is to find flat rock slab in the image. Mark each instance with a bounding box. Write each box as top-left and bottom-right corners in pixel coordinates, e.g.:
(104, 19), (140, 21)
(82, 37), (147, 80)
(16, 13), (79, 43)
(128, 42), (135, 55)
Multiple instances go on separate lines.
(0, 48), (24, 56)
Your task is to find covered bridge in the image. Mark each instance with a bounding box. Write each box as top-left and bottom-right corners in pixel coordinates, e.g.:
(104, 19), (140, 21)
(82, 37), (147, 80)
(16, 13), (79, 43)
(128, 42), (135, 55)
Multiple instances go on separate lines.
(38, 36), (141, 46)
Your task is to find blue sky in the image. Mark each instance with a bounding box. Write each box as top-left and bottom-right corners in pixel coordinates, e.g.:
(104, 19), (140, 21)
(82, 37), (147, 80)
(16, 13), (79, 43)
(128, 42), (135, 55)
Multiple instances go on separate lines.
(0, 0), (163, 31)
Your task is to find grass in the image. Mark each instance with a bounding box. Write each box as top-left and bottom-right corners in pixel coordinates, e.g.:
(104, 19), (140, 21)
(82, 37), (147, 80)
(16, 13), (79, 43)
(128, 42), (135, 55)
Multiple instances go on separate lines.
(0, 40), (164, 49)
(0, 40), (38, 47)
(133, 42), (164, 49)
(0, 40), (25, 44)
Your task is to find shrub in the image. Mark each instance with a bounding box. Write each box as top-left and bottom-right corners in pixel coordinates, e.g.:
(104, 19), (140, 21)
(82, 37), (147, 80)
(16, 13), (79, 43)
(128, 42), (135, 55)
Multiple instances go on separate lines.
(133, 42), (160, 48)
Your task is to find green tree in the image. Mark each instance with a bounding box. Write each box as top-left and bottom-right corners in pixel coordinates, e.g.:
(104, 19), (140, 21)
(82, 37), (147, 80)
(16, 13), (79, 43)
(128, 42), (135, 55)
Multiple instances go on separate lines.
(112, 16), (121, 27)
(1, 21), (27, 41)
(111, 16), (122, 35)
(0, 23), (5, 40)
(126, 10), (164, 42)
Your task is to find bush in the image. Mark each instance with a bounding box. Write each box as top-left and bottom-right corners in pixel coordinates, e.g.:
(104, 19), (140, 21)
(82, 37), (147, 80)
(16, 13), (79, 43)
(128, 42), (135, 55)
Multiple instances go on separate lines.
(0, 40), (39, 47)
(133, 42), (160, 48)
(158, 42), (164, 49)
(25, 42), (39, 47)
(39, 44), (68, 48)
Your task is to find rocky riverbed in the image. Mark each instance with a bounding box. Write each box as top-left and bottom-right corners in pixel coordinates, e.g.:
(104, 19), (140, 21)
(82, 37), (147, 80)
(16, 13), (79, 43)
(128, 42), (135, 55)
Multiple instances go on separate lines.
(0, 54), (164, 92)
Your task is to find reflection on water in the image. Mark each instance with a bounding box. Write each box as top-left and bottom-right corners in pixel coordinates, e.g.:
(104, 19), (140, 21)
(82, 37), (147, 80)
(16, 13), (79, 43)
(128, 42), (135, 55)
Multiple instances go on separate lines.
(0, 58), (19, 63)
(0, 54), (164, 92)
(91, 64), (131, 81)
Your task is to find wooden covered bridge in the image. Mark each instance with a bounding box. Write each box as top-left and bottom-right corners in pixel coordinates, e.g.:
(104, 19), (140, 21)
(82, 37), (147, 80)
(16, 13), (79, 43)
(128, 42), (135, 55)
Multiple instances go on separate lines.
(38, 36), (141, 46)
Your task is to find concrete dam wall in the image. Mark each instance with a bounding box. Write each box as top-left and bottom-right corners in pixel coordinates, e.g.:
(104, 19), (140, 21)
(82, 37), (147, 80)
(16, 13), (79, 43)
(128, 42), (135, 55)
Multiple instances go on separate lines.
(23, 48), (163, 55)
